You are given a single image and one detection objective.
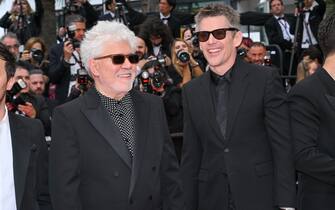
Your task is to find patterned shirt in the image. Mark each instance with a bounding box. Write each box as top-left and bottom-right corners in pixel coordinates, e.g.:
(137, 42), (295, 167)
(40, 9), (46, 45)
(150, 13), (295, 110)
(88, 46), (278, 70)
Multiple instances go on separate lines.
(97, 89), (136, 159)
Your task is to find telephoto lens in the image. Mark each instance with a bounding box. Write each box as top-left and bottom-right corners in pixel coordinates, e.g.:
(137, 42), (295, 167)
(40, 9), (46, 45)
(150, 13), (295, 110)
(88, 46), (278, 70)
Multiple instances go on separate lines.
(177, 50), (190, 63)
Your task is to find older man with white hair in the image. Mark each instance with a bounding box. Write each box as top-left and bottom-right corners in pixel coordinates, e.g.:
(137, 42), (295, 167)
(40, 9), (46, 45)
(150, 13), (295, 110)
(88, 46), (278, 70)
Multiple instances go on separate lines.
(49, 21), (184, 210)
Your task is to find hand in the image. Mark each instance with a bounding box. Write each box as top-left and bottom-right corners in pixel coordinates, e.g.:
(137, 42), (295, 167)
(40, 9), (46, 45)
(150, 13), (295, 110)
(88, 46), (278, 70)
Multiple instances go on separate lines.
(18, 102), (37, 118)
(63, 41), (74, 62)
(20, 50), (31, 61)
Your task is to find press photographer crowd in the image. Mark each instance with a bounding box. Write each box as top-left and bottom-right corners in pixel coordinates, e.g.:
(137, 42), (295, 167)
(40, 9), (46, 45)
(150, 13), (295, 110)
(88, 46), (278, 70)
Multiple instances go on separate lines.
(0, 0), (335, 209)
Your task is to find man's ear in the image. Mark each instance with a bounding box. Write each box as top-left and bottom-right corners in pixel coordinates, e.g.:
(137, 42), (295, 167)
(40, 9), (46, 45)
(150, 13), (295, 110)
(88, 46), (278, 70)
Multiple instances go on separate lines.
(233, 31), (243, 48)
(6, 77), (15, 91)
(88, 59), (99, 77)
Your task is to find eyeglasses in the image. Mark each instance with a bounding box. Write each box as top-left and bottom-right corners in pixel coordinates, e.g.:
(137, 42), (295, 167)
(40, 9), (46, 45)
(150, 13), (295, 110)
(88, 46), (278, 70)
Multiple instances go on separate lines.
(94, 53), (139, 65)
(6, 44), (19, 49)
(196, 28), (239, 42)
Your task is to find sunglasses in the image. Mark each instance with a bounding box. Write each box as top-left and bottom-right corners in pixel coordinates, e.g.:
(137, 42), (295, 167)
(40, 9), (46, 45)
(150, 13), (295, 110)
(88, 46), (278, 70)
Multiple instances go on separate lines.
(196, 28), (239, 42)
(94, 53), (139, 65)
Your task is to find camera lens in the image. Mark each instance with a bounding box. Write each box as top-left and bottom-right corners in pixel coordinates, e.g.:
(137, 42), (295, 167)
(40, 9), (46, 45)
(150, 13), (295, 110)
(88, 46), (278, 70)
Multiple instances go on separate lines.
(177, 50), (190, 63)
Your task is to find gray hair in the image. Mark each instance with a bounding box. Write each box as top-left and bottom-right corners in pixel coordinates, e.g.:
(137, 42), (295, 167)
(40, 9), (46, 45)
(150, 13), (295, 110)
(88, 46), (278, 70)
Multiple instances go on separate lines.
(195, 3), (240, 31)
(80, 21), (137, 74)
(65, 14), (86, 27)
(0, 32), (19, 44)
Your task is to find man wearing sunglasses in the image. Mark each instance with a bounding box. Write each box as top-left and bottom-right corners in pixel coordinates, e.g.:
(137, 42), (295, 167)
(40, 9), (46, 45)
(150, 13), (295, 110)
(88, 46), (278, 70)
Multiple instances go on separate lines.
(49, 21), (184, 210)
(181, 3), (296, 210)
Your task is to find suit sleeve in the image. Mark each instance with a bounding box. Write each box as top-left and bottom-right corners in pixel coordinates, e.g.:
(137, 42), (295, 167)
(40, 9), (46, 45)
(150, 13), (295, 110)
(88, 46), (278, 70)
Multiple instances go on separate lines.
(158, 97), (185, 210)
(48, 45), (71, 84)
(33, 120), (52, 210)
(263, 69), (296, 207)
(289, 84), (335, 186)
(180, 86), (203, 210)
(49, 107), (82, 210)
(264, 19), (293, 51)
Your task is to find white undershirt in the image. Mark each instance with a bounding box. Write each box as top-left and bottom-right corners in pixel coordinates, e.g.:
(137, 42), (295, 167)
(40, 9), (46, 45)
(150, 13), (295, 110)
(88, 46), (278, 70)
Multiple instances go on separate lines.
(275, 15), (294, 42)
(0, 107), (17, 210)
(301, 1), (319, 49)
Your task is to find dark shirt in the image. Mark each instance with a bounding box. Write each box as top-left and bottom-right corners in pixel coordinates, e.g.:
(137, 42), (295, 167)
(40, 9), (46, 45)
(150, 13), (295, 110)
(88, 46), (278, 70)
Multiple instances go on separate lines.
(210, 67), (233, 139)
(97, 89), (136, 159)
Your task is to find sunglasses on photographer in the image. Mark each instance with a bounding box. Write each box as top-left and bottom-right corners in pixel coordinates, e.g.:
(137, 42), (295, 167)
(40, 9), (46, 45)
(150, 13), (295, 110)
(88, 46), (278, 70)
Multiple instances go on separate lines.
(94, 53), (139, 64)
(196, 28), (239, 42)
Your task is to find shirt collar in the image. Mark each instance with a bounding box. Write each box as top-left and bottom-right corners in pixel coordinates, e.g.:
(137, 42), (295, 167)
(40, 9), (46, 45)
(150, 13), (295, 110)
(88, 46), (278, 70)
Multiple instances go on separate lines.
(210, 67), (233, 86)
(96, 88), (132, 109)
(274, 15), (285, 20)
(0, 106), (8, 124)
(160, 13), (171, 20)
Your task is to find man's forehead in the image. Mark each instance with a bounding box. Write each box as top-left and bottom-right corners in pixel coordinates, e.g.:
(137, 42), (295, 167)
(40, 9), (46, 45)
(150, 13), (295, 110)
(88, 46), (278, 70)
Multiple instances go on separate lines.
(30, 74), (44, 80)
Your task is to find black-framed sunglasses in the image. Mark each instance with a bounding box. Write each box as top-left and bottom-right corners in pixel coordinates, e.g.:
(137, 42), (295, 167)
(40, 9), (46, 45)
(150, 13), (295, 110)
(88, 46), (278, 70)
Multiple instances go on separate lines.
(196, 28), (239, 42)
(94, 53), (139, 64)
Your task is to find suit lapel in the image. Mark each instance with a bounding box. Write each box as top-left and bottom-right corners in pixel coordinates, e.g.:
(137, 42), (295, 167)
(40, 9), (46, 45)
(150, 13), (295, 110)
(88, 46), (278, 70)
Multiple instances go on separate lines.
(9, 113), (31, 208)
(81, 89), (132, 168)
(199, 71), (225, 141)
(226, 59), (250, 140)
(128, 90), (150, 198)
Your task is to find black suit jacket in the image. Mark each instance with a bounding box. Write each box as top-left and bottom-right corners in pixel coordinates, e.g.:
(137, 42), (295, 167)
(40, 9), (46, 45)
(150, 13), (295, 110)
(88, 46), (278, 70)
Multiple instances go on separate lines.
(288, 68), (335, 210)
(98, 13), (114, 21)
(265, 15), (296, 51)
(8, 113), (51, 210)
(303, 0), (326, 41)
(48, 43), (71, 105)
(49, 88), (184, 210)
(181, 59), (296, 210)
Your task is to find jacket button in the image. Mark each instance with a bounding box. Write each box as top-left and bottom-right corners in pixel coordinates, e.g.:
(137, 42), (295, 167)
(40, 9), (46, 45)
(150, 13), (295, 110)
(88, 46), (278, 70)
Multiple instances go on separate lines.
(224, 148), (230, 153)
(129, 198), (134, 204)
(148, 195), (153, 200)
(152, 166), (156, 171)
(114, 171), (119, 177)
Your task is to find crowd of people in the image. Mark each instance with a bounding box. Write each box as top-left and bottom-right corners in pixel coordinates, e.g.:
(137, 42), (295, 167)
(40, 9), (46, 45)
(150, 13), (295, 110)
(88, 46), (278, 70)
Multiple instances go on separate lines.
(0, 0), (334, 210)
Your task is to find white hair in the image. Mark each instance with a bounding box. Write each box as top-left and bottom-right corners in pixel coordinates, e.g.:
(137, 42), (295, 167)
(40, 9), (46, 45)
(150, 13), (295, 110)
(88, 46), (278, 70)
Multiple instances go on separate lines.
(80, 21), (137, 75)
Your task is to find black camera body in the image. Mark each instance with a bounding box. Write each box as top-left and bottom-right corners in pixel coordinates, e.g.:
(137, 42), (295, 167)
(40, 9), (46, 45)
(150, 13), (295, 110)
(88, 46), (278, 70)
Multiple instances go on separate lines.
(6, 79), (28, 111)
(139, 58), (168, 95)
(30, 48), (44, 64)
(77, 68), (89, 91)
(177, 50), (190, 63)
(66, 25), (81, 49)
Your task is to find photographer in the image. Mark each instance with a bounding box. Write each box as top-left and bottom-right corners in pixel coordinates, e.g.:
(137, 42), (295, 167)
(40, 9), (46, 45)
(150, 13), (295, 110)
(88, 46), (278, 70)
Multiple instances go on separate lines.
(182, 25), (207, 71)
(170, 38), (203, 87)
(20, 37), (49, 75)
(99, 0), (129, 26)
(48, 15), (87, 104)
(0, 0), (44, 45)
(137, 59), (183, 159)
(6, 61), (51, 136)
(63, 0), (98, 29)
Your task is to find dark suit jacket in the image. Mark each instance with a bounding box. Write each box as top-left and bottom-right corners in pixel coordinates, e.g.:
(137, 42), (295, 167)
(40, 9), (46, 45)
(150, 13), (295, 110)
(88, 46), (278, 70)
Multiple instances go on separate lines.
(98, 13), (114, 21)
(288, 68), (335, 210)
(49, 88), (184, 210)
(48, 43), (71, 105)
(181, 59), (296, 210)
(303, 0), (326, 42)
(8, 112), (51, 210)
(265, 15), (296, 51)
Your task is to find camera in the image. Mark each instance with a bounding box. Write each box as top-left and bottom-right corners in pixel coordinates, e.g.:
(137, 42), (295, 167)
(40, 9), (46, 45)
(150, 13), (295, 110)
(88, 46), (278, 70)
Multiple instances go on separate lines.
(67, 24), (81, 48)
(6, 79), (28, 111)
(77, 68), (89, 91)
(64, 0), (81, 14)
(139, 59), (168, 95)
(30, 48), (44, 64)
(237, 48), (248, 58)
(177, 50), (190, 63)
